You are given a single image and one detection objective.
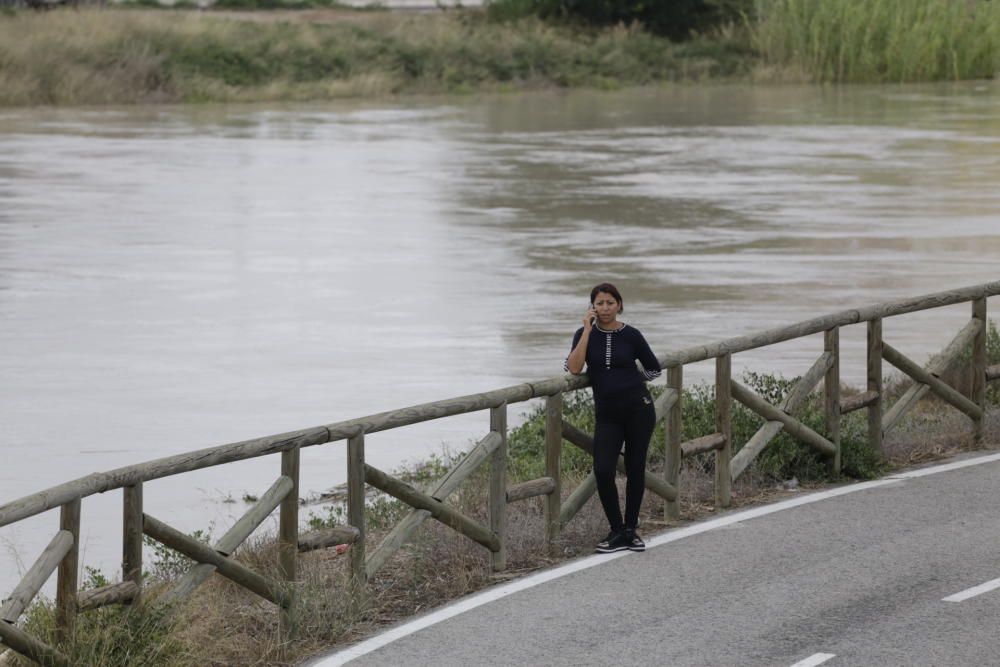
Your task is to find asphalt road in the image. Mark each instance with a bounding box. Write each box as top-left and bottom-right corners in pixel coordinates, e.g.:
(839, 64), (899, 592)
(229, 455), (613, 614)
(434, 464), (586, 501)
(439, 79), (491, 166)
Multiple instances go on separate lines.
(315, 453), (1000, 667)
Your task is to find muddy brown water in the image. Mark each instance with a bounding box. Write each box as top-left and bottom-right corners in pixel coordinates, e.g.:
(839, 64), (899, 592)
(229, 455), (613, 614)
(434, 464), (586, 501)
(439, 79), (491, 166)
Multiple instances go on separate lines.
(1, 81), (998, 591)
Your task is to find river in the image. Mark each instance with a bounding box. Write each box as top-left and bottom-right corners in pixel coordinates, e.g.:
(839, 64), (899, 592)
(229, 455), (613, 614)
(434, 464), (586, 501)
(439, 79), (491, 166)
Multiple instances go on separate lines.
(1, 81), (998, 592)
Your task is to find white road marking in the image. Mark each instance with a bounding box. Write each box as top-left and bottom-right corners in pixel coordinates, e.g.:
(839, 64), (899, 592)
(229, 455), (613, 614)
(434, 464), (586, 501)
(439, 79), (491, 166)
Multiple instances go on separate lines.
(790, 653), (836, 667)
(943, 576), (1000, 603)
(309, 450), (1000, 666)
(889, 452), (1000, 479)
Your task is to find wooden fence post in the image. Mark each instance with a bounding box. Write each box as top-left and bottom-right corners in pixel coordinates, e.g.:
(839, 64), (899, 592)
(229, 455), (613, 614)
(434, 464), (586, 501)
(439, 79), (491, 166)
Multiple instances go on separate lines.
(489, 403), (508, 572)
(716, 354), (732, 508)
(825, 328), (841, 474)
(868, 318), (884, 455)
(279, 447), (300, 638)
(664, 365), (683, 521)
(122, 484), (143, 605)
(972, 298), (987, 441)
(544, 394), (562, 546)
(55, 498), (80, 643)
(347, 432), (366, 597)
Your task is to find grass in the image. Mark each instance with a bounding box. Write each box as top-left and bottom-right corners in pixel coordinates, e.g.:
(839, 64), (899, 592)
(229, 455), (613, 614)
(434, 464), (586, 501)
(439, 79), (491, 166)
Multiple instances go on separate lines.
(0, 7), (754, 107)
(1, 0), (995, 107)
(752, 0), (1000, 82)
(5, 321), (999, 665)
(1, 1), (997, 108)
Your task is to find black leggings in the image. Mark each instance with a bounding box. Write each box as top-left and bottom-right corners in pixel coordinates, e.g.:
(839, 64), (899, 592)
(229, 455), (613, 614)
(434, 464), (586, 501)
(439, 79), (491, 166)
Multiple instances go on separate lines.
(593, 388), (656, 533)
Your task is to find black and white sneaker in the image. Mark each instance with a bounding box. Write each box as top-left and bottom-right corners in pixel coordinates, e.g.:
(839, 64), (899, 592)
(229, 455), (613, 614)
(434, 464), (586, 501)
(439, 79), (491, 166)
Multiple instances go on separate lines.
(624, 529), (645, 552)
(595, 531), (630, 553)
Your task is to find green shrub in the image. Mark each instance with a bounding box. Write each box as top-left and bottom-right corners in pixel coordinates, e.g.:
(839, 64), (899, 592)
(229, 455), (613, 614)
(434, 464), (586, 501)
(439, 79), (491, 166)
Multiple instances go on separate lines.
(485, 0), (538, 22)
(143, 528), (211, 581)
(308, 493), (411, 532)
(508, 368), (885, 485)
(986, 319), (1000, 406)
(487, 0), (754, 39)
(210, 0), (344, 10)
(120, 0), (165, 8)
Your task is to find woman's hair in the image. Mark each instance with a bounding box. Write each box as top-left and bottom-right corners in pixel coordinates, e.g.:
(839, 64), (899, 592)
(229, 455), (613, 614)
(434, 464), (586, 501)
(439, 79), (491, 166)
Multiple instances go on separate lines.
(590, 282), (624, 313)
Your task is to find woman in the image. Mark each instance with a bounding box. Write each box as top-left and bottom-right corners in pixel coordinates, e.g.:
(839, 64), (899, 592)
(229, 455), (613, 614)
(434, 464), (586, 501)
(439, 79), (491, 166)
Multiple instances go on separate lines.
(565, 283), (661, 553)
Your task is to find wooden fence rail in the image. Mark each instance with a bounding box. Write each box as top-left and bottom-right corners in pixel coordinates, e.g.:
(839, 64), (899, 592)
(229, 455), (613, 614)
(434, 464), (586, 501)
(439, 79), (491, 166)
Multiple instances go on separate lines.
(1, 532), (73, 624)
(730, 352), (831, 480)
(1, 281), (999, 666)
(841, 390), (879, 415)
(162, 475), (294, 604)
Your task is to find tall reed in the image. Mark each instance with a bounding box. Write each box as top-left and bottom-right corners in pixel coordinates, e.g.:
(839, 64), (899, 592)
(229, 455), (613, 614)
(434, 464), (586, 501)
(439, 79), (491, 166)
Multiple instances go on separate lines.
(752, 0), (1000, 82)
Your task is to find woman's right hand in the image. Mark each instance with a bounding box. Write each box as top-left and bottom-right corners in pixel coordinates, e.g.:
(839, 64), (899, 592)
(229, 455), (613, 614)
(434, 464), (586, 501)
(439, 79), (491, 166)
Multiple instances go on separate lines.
(582, 308), (597, 331)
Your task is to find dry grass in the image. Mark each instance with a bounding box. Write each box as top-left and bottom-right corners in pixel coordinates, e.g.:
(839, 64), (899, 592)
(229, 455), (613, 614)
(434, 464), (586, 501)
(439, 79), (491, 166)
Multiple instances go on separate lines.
(166, 402), (998, 666)
(0, 6), (754, 107)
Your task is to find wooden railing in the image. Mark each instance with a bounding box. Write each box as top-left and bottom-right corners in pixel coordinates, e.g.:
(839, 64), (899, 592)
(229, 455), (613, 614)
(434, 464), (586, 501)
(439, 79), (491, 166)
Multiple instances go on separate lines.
(2, 281), (999, 665)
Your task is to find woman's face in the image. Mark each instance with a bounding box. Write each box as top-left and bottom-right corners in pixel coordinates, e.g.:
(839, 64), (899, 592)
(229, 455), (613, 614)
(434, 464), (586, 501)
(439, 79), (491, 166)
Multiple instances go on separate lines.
(592, 292), (620, 324)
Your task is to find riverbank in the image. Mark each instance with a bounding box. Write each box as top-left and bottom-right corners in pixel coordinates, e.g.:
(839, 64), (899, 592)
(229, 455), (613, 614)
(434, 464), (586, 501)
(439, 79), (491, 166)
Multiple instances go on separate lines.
(0, 7), (755, 107)
(3, 0), (996, 108)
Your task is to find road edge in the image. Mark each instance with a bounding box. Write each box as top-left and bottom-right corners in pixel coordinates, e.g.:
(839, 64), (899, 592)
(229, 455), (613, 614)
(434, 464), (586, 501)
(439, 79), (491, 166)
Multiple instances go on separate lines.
(307, 448), (1000, 666)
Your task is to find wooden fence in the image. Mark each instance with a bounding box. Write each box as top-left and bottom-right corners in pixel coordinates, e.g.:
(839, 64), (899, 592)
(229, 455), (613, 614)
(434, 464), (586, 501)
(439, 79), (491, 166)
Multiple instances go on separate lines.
(1, 281), (999, 665)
